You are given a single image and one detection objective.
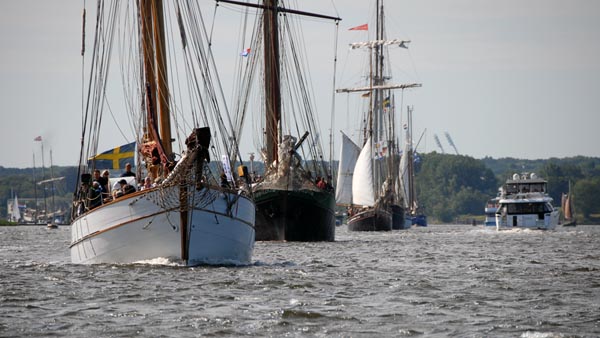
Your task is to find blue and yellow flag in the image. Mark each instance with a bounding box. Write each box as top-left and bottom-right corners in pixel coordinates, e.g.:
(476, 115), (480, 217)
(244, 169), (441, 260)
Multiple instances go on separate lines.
(383, 96), (391, 108)
(89, 142), (135, 170)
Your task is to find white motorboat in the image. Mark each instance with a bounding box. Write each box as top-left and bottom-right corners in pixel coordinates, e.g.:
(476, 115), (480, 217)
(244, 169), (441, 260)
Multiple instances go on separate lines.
(495, 173), (559, 230)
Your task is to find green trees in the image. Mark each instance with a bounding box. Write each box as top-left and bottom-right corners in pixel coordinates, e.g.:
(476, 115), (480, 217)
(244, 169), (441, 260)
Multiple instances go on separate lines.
(573, 178), (600, 219)
(538, 159), (600, 221)
(0, 166), (74, 220)
(418, 155), (600, 224)
(416, 153), (497, 223)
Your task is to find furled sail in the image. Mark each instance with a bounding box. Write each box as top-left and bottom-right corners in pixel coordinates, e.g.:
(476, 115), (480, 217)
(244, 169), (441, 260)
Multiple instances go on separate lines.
(335, 132), (361, 205)
(352, 137), (375, 207)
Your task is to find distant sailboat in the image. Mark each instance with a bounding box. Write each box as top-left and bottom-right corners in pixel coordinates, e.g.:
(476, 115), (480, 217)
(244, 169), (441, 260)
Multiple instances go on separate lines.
(561, 181), (576, 227)
(11, 194), (21, 223)
(399, 106), (427, 227)
(46, 150), (59, 229)
(38, 176), (64, 229)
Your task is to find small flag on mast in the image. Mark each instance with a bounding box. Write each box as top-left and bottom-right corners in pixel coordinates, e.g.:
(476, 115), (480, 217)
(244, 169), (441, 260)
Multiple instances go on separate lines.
(240, 48), (251, 57)
(349, 23), (368, 31)
(34, 136), (42, 142)
(383, 96), (391, 108)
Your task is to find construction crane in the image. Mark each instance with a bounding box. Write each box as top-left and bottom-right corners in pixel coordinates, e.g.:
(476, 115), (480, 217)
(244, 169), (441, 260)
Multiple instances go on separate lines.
(433, 134), (445, 153)
(445, 132), (459, 155)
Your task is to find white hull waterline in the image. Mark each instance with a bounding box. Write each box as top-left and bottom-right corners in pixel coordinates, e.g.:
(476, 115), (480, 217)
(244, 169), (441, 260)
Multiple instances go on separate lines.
(71, 185), (255, 266)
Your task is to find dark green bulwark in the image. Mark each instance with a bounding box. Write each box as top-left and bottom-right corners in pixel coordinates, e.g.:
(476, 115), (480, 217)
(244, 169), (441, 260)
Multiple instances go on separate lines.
(254, 188), (335, 241)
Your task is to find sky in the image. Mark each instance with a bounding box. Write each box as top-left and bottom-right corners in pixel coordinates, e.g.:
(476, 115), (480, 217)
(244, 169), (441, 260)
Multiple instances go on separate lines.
(1, 0), (599, 168)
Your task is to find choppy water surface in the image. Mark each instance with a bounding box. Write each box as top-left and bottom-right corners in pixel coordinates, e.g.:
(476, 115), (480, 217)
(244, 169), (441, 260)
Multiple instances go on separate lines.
(1, 224), (599, 337)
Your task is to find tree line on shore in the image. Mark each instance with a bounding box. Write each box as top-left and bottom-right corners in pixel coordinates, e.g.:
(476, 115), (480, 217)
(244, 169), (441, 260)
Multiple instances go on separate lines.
(418, 153), (600, 224)
(1, 154), (599, 224)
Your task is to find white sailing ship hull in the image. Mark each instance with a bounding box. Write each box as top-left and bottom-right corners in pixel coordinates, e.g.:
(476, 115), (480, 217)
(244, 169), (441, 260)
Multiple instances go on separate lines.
(71, 185), (255, 266)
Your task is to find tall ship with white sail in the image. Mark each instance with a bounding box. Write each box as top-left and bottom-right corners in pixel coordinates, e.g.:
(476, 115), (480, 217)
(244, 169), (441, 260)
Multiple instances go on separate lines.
(336, 0), (420, 231)
(70, 1), (255, 266)
(399, 106), (426, 227)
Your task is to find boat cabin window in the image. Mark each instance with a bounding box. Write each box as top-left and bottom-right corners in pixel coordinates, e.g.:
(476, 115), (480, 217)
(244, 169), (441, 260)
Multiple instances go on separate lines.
(506, 184), (519, 194)
(505, 202), (551, 214)
(528, 183), (545, 193)
(505, 182), (546, 194)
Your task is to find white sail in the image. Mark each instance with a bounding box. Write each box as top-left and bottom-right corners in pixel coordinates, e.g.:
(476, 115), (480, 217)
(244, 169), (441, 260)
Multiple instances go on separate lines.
(399, 155), (409, 209)
(399, 129), (411, 209)
(335, 132), (361, 205)
(352, 137), (375, 207)
(12, 194), (21, 222)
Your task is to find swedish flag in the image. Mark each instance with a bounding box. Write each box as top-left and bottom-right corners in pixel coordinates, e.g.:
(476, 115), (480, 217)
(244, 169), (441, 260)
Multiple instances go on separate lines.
(89, 142), (135, 170)
(383, 96), (391, 108)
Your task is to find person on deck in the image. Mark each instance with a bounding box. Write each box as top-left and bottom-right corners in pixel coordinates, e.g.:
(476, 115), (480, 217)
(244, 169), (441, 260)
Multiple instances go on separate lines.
(120, 163), (136, 179)
(93, 169), (102, 183)
(141, 176), (153, 190)
(324, 175), (334, 192)
(98, 170), (110, 198)
(113, 179), (137, 198)
(317, 177), (326, 190)
(89, 181), (103, 209)
(220, 173), (230, 189)
(92, 170), (107, 196)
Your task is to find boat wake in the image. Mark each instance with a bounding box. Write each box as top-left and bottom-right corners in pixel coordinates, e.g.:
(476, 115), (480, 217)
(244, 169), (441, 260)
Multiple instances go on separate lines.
(133, 257), (182, 266)
(497, 228), (538, 234)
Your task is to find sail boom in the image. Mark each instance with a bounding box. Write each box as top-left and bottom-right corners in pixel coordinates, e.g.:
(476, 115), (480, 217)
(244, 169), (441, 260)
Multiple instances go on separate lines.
(336, 83), (421, 93)
(37, 177), (66, 185)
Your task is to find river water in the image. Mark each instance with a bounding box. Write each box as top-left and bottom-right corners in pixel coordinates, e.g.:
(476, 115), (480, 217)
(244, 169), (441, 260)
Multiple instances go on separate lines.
(1, 224), (599, 337)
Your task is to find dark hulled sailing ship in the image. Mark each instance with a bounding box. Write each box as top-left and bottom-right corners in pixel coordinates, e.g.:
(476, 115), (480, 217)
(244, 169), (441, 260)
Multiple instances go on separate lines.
(222, 0), (339, 241)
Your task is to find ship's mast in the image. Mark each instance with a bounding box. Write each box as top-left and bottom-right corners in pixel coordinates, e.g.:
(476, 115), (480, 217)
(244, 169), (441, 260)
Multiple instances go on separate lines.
(153, 2), (172, 156)
(406, 106), (415, 212)
(140, 0), (172, 168)
(263, 0), (282, 165)
(216, 0), (340, 166)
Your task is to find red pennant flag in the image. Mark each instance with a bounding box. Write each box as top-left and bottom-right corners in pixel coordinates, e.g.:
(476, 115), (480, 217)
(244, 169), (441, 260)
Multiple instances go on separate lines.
(349, 23), (368, 31)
